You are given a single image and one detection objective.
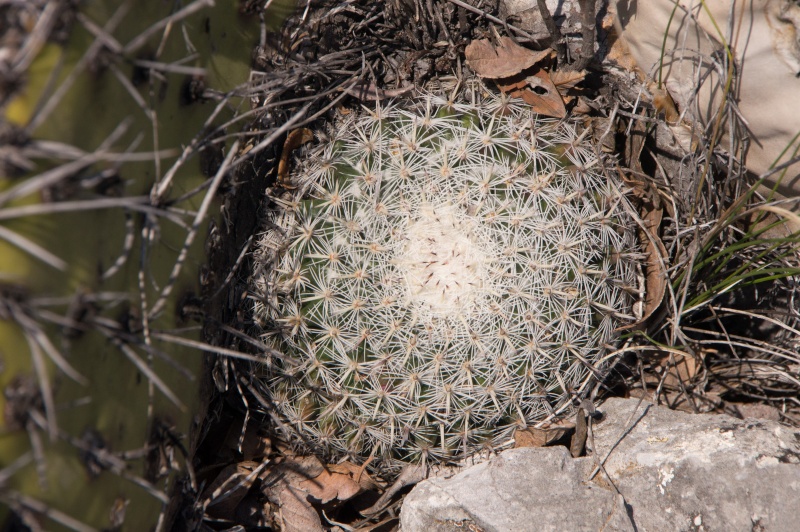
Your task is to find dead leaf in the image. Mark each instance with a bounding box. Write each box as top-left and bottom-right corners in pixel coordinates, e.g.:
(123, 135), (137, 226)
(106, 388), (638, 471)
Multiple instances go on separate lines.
(572, 96), (593, 114)
(496, 68), (566, 118)
(298, 467), (363, 504)
(549, 69), (586, 94)
(615, 115), (669, 330)
(650, 84), (680, 125)
(202, 461), (262, 520)
(495, 77), (527, 93)
(638, 206), (668, 323)
(465, 37), (551, 79)
(328, 462), (382, 491)
(606, 32), (645, 80)
(514, 420), (575, 448)
(616, 194), (666, 327)
(584, 116), (617, 153)
(274, 485), (325, 532)
(262, 457), (327, 532)
(277, 128), (314, 188)
(663, 350), (704, 387)
(524, 69), (566, 118)
(643, 350), (705, 393)
(618, 204), (667, 330)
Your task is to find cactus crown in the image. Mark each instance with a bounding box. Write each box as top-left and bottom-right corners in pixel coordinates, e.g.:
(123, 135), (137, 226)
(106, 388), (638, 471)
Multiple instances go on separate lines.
(253, 83), (640, 467)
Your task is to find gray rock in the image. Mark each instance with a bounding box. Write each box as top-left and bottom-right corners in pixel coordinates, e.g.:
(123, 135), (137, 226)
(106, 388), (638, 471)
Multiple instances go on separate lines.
(401, 445), (633, 532)
(592, 398), (800, 532)
(400, 399), (800, 532)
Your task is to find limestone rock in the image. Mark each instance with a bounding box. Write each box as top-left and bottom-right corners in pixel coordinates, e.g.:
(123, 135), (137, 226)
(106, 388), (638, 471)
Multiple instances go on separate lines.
(400, 446), (633, 532)
(592, 398), (800, 531)
(400, 398), (800, 532)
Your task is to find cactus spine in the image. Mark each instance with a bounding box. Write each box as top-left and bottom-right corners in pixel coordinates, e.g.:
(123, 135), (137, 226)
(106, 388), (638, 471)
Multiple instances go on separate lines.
(253, 84), (640, 466)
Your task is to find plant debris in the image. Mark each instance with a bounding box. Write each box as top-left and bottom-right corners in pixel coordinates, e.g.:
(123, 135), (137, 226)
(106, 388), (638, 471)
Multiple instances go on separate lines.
(465, 36), (571, 117)
(464, 37), (551, 78)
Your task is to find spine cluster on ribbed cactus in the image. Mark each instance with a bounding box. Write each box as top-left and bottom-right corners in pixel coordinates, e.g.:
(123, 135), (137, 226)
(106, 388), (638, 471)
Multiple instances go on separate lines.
(252, 83), (640, 466)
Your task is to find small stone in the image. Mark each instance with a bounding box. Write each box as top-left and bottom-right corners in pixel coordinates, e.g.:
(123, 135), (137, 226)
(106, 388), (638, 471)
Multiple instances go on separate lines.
(400, 446), (633, 532)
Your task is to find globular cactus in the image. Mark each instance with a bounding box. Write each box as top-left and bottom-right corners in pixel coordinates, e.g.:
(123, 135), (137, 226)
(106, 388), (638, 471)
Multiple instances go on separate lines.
(252, 83), (640, 467)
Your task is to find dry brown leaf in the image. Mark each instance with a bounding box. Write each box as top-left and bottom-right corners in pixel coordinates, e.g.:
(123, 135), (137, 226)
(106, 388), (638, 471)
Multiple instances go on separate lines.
(202, 461), (261, 520)
(274, 485), (325, 532)
(298, 468), (363, 504)
(584, 116), (617, 153)
(262, 457), (327, 532)
(639, 207), (668, 322)
(651, 85), (680, 125)
(514, 420), (575, 448)
(549, 69), (586, 94)
(673, 352), (699, 383)
(663, 350), (704, 387)
(495, 77), (527, 92)
(328, 462), (382, 491)
(465, 37), (551, 78)
(615, 115), (669, 329)
(615, 169), (668, 330)
(617, 205), (667, 330)
(496, 68), (566, 118)
(606, 32), (644, 79)
(523, 69), (566, 118)
(277, 128), (314, 188)
(643, 350), (705, 393)
(572, 96), (593, 115)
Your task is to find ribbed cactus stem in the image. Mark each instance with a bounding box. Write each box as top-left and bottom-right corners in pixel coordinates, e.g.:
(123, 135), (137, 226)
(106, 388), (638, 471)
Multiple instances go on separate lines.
(252, 84), (640, 466)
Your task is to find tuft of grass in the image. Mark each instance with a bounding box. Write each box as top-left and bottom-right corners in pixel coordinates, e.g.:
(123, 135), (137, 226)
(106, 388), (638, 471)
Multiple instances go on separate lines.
(621, 0), (800, 423)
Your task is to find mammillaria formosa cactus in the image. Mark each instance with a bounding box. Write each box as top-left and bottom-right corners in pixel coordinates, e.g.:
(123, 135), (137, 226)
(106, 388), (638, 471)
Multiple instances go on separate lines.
(252, 83), (641, 467)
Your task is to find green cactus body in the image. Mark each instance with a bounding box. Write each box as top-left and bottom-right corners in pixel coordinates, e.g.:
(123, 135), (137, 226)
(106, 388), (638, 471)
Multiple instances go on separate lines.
(253, 86), (639, 466)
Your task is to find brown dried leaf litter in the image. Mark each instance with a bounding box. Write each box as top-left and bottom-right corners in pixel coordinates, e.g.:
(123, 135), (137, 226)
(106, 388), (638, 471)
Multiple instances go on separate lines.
(464, 36), (551, 78)
(465, 36), (587, 118)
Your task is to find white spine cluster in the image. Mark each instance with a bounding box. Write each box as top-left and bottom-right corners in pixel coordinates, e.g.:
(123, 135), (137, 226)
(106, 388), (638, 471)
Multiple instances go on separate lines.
(252, 86), (639, 465)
